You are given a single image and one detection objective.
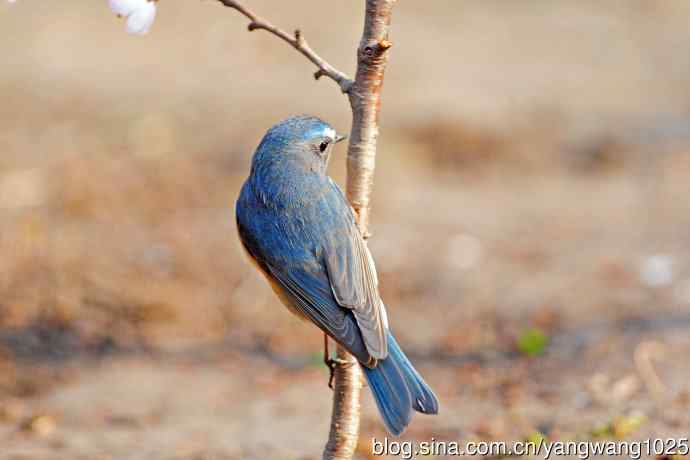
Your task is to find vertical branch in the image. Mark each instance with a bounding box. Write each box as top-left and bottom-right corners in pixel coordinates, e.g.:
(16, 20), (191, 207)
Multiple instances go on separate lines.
(346, 0), (396, 237)
(324, 1), (397, 459)
(322, 344), (363, 459)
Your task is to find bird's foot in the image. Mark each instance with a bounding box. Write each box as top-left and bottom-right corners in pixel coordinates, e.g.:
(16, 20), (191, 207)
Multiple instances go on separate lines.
(325, 357), (350, 389)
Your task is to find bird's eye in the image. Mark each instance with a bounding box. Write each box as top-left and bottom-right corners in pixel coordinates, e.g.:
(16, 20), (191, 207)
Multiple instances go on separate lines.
(319, 140), (329, 153)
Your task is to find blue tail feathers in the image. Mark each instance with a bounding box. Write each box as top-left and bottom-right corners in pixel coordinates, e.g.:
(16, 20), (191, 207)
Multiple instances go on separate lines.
(362, 331), (439, 436)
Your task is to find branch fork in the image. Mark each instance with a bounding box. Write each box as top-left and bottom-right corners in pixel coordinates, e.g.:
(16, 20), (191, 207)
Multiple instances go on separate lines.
(216, 0), (354, 93)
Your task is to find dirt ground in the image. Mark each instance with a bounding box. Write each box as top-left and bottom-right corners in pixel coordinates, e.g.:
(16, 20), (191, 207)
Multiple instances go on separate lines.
(1, 1), (690, 459)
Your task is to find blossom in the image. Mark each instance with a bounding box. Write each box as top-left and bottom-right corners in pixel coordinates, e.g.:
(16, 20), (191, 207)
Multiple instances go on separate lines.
(109, 0), (157, 35)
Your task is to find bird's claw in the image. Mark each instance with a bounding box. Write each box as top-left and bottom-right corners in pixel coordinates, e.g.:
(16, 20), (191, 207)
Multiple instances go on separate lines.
(325, 357), (349, 389)
(326, 357), (336, 389)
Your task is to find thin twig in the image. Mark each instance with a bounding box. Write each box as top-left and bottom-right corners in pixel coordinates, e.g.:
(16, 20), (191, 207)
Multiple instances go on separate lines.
(214, 0), (354, 93)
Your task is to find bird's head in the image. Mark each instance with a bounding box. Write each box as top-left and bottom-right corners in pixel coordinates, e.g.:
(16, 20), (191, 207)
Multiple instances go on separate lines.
(252, 115), (347, 175)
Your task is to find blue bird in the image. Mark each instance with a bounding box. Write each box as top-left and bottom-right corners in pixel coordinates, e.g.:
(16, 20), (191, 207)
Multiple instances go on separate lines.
(235, 115), (439, 435)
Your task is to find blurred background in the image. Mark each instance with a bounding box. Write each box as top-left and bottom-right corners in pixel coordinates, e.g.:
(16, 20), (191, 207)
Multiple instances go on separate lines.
(1, 0), (690, 458)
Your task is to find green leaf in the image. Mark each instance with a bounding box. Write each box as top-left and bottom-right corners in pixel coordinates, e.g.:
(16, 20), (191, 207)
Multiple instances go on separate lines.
(517, 328), (549, 357)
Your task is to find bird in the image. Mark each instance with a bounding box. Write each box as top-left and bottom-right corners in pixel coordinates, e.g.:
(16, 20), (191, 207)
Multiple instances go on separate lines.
(235, 115), (438, 435)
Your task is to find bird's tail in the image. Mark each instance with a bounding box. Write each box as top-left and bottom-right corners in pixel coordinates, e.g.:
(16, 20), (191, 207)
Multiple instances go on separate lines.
(362, 331), (439, 436)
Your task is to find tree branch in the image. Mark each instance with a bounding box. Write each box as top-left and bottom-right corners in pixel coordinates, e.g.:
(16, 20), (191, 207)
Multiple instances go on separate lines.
(322, 344), (363, 460)
(215, 0), (354, 93)
(324, 1), (397, 459)
(345, 0), (396, 238)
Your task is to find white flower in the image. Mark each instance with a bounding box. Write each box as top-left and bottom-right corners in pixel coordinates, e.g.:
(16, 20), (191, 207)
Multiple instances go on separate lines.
(109, 0), (156, 35)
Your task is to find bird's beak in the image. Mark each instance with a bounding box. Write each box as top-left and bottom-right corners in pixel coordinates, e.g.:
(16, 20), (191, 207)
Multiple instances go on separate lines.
(335, 133), (348, 144)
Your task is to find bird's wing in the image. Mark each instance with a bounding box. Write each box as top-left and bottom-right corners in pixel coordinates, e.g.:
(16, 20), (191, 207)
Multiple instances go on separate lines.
(265, 263), (373, 365)
(237, 199), (374, 365)
(322, 180), (388, 360)
(323, 228), (388, 360)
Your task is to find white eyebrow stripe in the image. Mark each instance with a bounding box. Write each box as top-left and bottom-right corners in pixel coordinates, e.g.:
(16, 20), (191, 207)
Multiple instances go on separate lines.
(323, 127), (336, 140)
